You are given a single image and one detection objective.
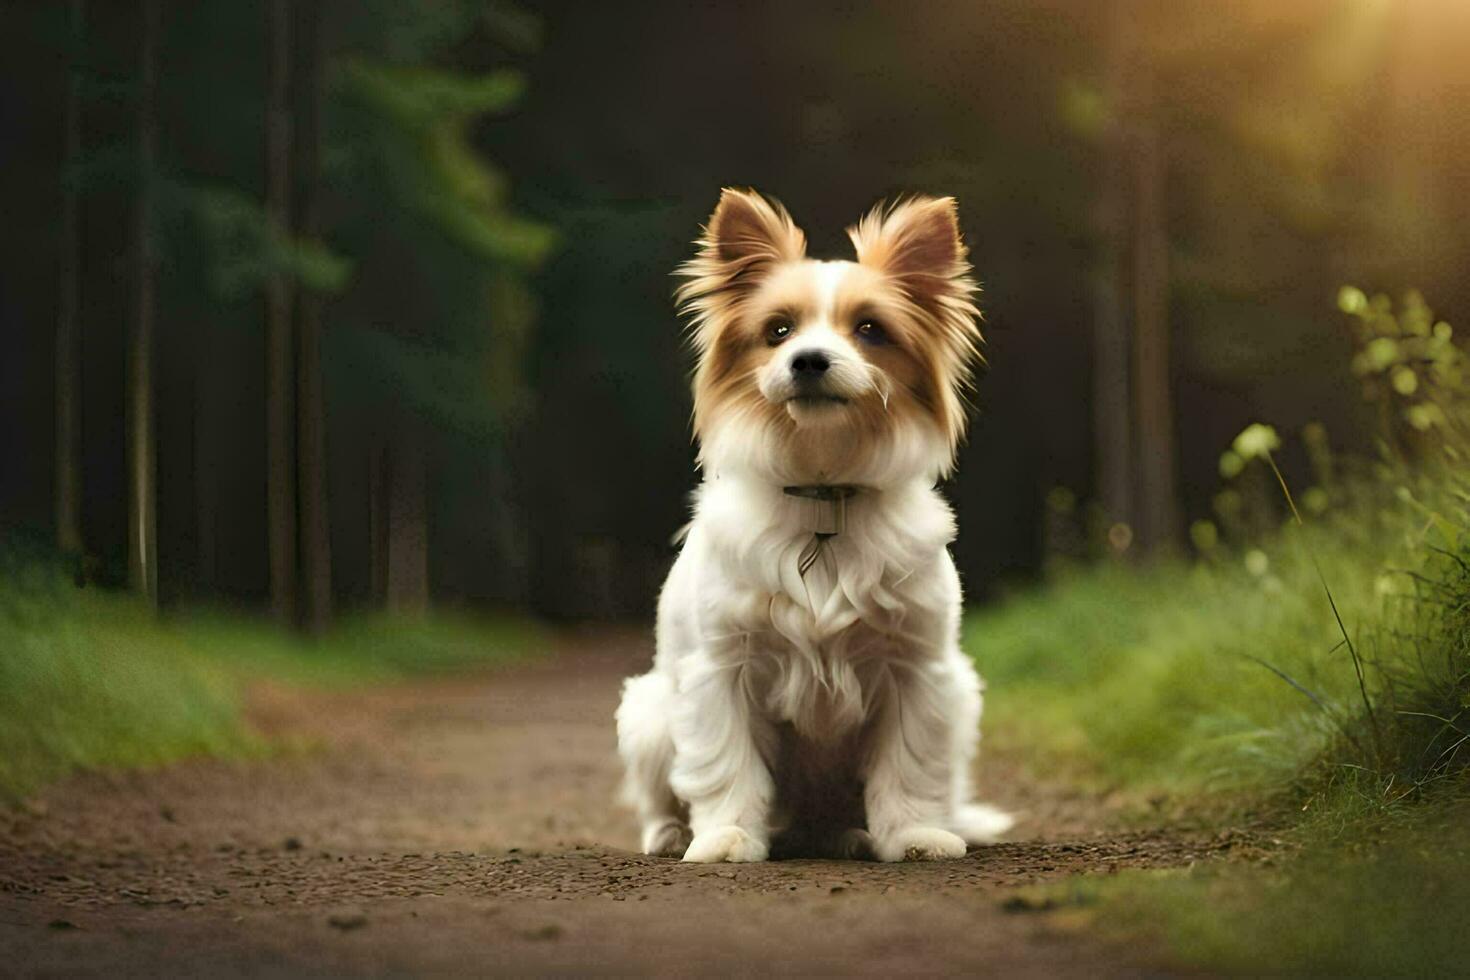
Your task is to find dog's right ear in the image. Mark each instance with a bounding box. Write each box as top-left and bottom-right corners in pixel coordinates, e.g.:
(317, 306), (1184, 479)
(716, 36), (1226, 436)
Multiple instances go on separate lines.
(676, 189), (805, 343)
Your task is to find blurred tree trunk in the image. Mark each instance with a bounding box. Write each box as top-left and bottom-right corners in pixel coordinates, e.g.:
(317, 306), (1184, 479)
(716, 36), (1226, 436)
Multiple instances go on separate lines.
(1091, 0), (1134, 549)
(55, 0), (84, 559)
(384, 437), (429, 614)
(1096, 0), (1180, 557)
(127, 0), (159, 604)
(265, 0), (297, 624)
(294, 0), (332, 634)
(1128, 63), (1180, 554)
(368, 444), (388, 603)
(193, 356), (217, 592)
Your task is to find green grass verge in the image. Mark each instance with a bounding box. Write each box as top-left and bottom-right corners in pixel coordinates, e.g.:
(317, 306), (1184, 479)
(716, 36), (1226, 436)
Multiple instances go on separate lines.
(171, 605), (546, 686)
(963, 352), (1470, 974)
(968, 476), (1470, 972)
(0, 558), (546, 801)
(969, 466), (1469, 806)
(1027, 798), (1470, 975)
(968, 537), (1378, 797)
(968, 292), (1470, 814)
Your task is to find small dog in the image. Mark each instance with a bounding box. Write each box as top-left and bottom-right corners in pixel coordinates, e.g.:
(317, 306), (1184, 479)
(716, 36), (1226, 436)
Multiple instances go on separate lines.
(616, 189), (1011, 863)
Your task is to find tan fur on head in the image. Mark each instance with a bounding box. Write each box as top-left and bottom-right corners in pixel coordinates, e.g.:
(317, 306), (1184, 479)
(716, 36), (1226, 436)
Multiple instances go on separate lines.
(847, 195), (984, 452)
(675, 188), (807, 354)
(675, 189), (983, 483)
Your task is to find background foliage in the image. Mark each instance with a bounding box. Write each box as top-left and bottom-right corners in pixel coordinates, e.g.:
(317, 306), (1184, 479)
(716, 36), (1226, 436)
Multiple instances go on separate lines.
(7, 1), (1469, 620)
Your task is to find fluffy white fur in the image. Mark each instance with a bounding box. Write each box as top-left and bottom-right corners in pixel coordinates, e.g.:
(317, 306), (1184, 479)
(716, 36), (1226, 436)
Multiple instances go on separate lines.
(616, 189), (1011, 863)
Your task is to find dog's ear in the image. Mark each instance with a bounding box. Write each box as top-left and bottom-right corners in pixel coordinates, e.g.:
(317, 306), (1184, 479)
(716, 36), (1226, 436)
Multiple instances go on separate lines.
(850, 196), (983, 464)
(847, 195), (972, 308)
(675, 190), (806, 339)
(703, 188), (806, 267)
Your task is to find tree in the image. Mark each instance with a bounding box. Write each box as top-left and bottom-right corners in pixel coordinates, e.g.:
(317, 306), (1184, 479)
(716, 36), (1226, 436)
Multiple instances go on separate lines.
(329, 13), (554, 613)
(1082, 0), (1387, 555)
(127, 0), (159, 604)
(1127, 55), (1180, 554)
(294, 0), (332, 633)
(264, 0), (297, 624)
(1091, 0), (1135, 551)
(383, 435), (428, 613)
(1085, 1), (1180, 556)
(55, 0), (84, 560)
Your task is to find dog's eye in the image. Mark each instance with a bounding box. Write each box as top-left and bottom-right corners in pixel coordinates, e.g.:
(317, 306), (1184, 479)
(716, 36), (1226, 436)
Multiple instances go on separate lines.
(855, 320), (888, 345)
(766, 319), (794, 345)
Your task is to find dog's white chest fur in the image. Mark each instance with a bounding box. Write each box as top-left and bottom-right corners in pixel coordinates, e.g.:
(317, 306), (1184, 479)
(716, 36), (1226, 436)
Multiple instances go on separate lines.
(660, 477), (961, 740)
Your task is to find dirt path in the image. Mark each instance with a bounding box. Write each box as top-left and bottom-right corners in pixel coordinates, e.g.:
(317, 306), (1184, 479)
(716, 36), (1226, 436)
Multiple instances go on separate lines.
(0, 632), (1264, 977)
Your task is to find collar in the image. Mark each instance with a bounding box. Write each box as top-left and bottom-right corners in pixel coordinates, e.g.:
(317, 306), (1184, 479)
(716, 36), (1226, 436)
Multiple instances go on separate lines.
(782, 484), (862, 502)
(783, 485), (863, 576)
(782, 484), (862, 538)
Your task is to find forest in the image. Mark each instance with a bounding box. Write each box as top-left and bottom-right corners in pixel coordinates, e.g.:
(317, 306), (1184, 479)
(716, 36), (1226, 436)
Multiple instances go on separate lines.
(7, 0), (1467, 623)
(2, 1), (1470, 975)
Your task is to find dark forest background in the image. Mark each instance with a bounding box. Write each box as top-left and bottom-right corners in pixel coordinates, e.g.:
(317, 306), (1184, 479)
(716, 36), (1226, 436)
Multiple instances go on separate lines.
(4, 0), (1469, 625)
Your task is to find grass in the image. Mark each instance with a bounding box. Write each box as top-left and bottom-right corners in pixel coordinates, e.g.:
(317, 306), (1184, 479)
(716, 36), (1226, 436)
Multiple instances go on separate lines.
(970, 456), (1469, 801)
(0, 554), (546, 801)
(969, 527), (1384, 797)
(173, 604), (546, 685)
(1025, 799), (1470, 975)
(966, 463), (1470, 972)
(963, 291), (1470, 974)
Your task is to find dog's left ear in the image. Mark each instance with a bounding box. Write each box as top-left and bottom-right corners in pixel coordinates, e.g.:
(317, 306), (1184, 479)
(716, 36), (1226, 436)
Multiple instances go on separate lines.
(850, 196), (983, 463)
(847, 196), (974, 310)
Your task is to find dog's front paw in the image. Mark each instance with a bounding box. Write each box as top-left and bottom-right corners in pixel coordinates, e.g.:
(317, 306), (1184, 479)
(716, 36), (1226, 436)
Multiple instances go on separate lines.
(873, 826), (967, 862)
(681, 825), (768, 863)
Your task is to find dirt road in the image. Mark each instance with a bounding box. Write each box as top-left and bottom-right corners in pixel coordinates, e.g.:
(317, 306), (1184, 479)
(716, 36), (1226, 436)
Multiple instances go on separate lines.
(0, 632), (1259, 976)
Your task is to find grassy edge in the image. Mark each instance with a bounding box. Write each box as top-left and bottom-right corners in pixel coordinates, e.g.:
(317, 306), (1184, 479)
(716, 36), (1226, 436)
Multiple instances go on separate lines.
(961, 454), (1470, 974)
(0, 574), (548, 802)
(1009, 789), (1470, 975)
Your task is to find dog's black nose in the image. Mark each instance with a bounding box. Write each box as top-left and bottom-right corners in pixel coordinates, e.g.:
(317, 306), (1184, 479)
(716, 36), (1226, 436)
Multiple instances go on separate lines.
(790, 350), (830, 376)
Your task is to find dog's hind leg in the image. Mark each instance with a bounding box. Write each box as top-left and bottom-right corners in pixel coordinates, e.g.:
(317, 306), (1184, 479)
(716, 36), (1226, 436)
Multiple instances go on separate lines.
(615, 671), (691, 857)
(944, 649), (1014, 844)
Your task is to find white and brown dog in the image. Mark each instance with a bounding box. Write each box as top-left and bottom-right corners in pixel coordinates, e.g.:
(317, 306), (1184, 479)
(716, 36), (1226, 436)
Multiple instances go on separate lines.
(616, 189), (1010, 863)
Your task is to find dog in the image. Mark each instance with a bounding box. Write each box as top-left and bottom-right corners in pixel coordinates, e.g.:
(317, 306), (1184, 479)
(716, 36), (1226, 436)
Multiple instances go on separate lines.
(616, 188), (1011, 863)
